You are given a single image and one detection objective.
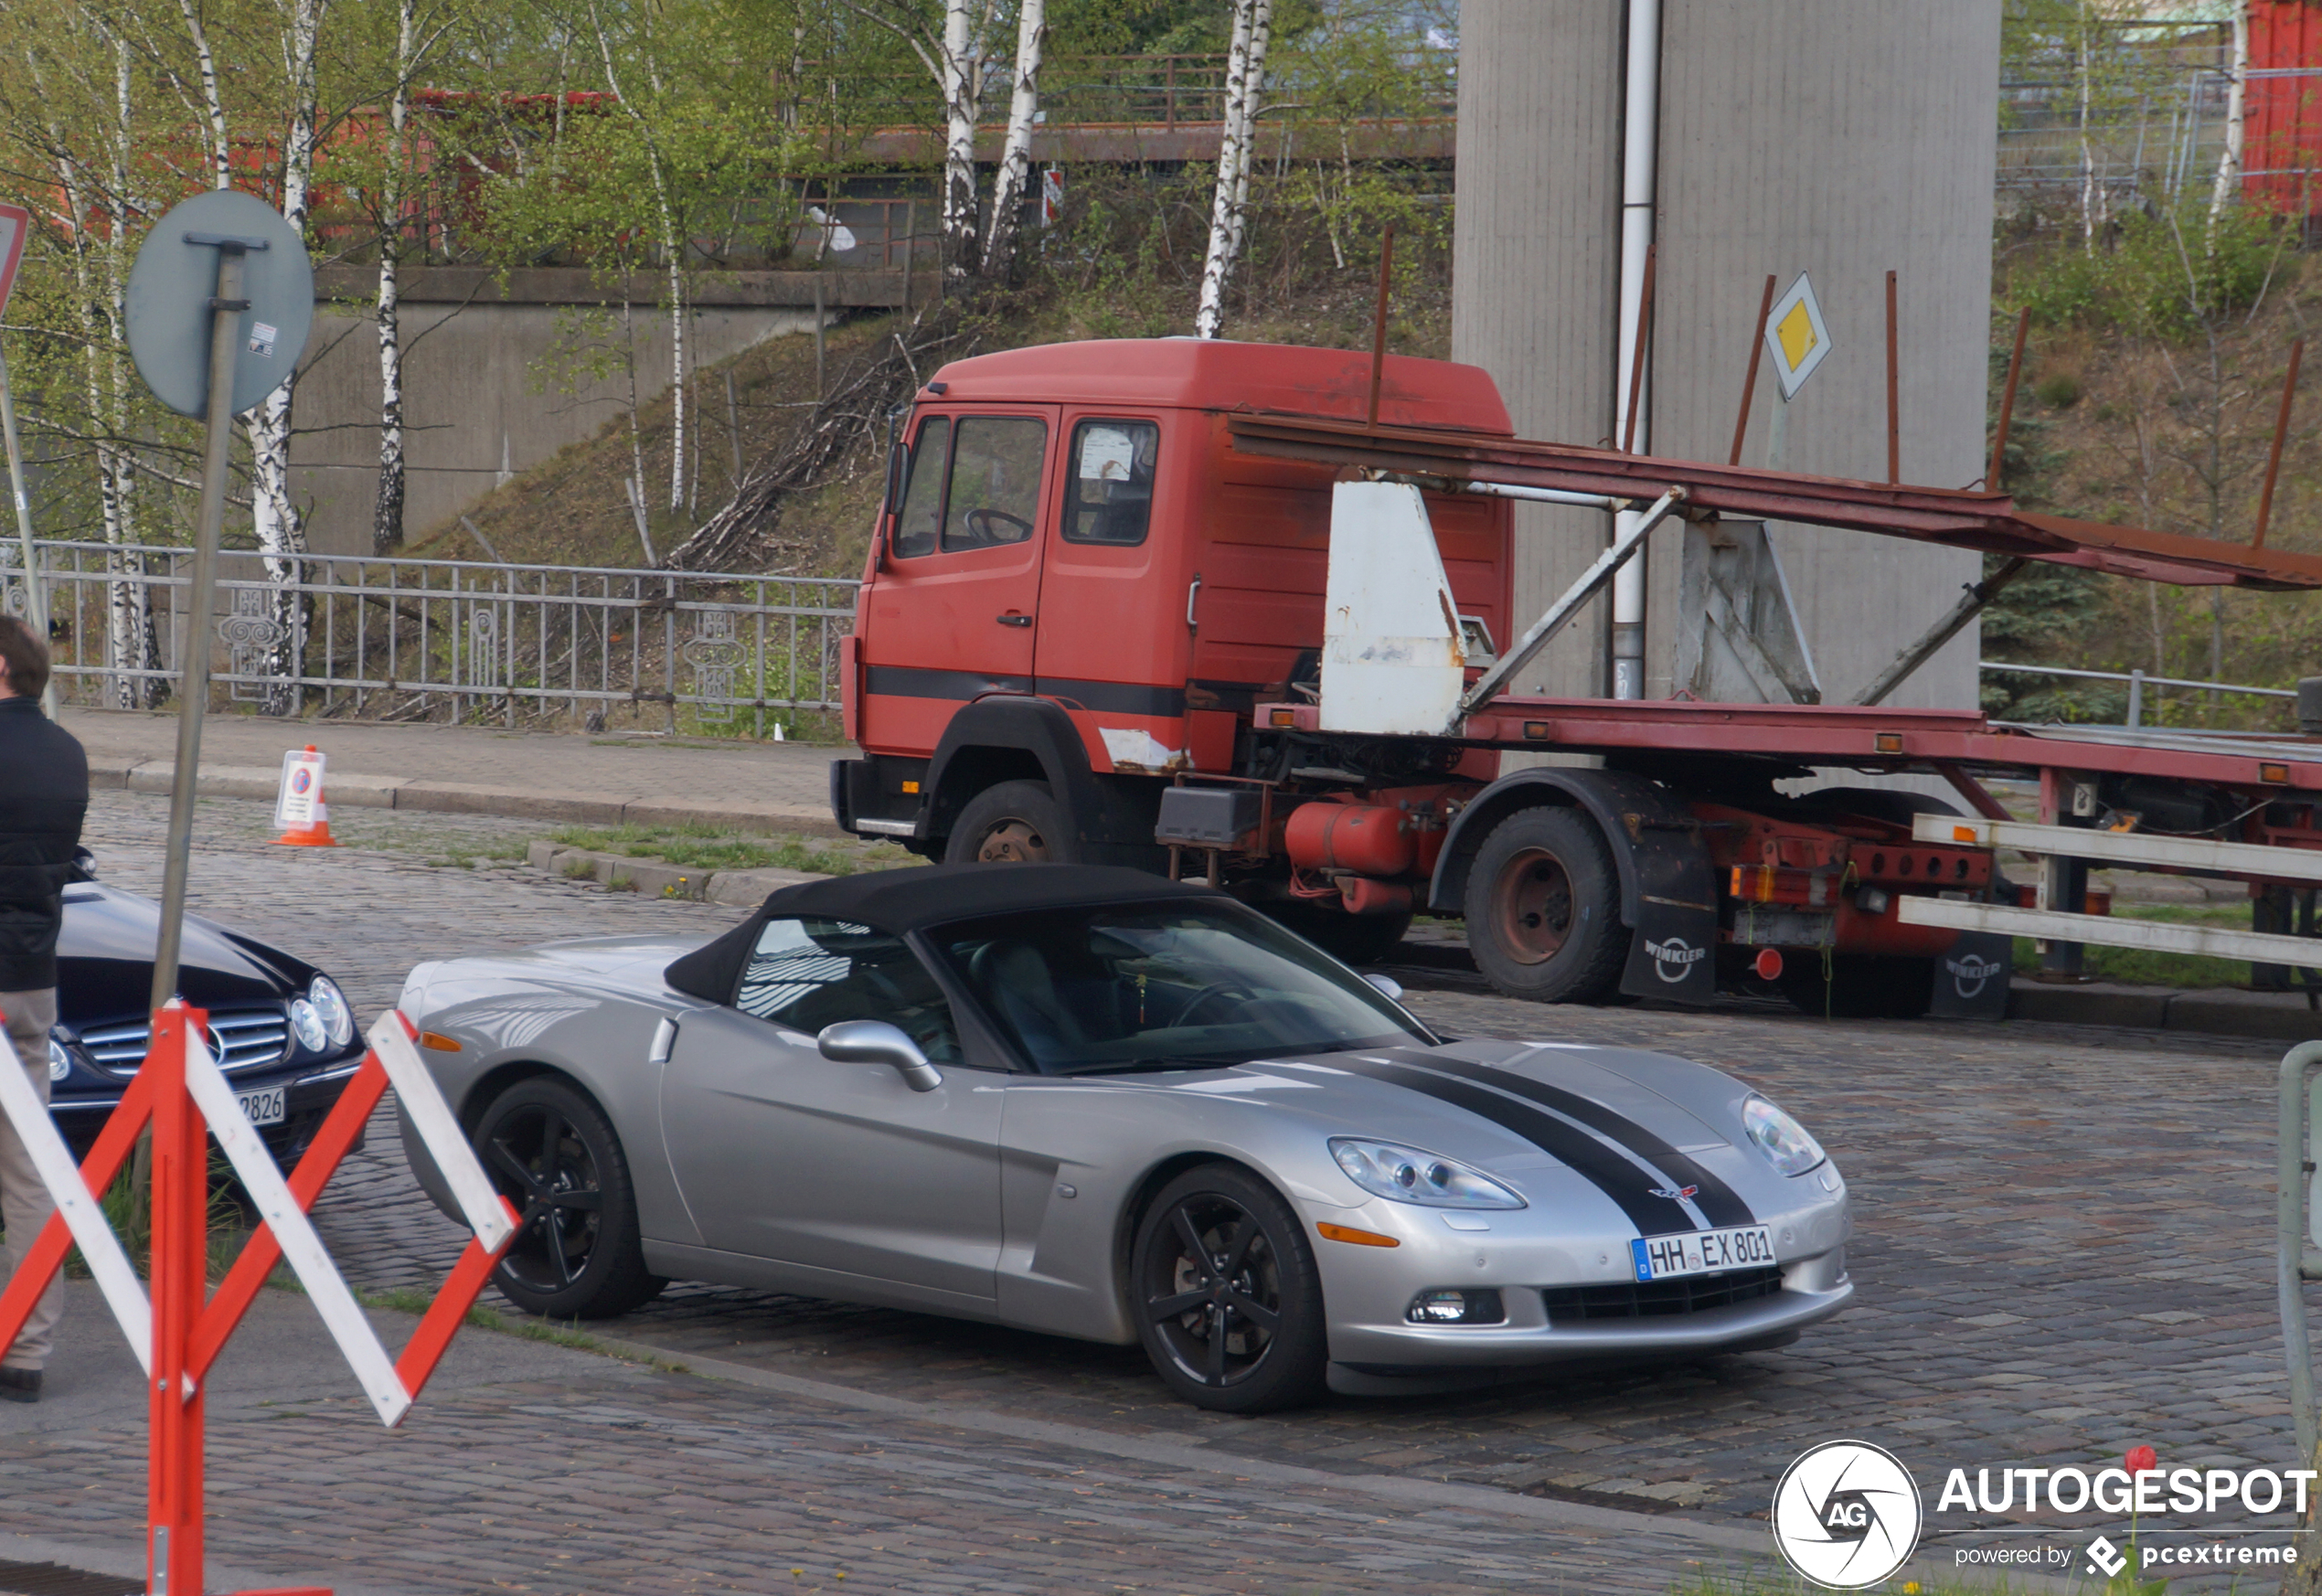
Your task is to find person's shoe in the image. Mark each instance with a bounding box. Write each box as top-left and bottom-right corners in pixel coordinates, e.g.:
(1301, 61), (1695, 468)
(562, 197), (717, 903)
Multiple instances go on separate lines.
(0, 1367), (41, 1403)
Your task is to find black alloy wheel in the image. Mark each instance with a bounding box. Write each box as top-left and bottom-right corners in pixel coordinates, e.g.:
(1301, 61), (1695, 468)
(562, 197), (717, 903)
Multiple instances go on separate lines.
(1131, 1164), (1327, 1413)
(473, 1076), (666, 1319)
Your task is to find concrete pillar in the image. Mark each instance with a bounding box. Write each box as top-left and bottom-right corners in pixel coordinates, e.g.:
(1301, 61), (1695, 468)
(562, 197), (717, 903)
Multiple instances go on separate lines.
(1454, 0), (2002, 710)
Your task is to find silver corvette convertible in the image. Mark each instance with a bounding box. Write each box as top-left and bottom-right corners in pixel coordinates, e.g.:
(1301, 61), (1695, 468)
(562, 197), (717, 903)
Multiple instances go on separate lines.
(397, 865), (1852, 1411)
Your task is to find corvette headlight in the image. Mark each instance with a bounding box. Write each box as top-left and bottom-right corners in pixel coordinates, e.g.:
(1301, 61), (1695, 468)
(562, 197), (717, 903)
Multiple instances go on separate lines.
(1329, 1137), (1527, 1209)
(289, 998), (328, 1054)
(46, 1036), (71, 1083)
(308, 976), (354, 1048)
(1742, 1094), (1827, 1176)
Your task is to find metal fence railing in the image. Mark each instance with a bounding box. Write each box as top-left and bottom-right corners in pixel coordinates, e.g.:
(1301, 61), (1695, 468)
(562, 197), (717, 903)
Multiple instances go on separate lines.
(1982, 659), (2300, 731)
(5, 541), (859, 736)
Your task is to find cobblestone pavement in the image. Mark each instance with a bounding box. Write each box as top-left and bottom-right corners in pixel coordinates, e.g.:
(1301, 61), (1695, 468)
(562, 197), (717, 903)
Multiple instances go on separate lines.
(22, 789), (2309, 1590)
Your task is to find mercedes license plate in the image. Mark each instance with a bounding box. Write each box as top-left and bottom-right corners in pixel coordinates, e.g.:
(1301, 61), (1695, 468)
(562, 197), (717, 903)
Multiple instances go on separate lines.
(1630, 1225), (1776, 1282)
(236, 1085), (286, 1128)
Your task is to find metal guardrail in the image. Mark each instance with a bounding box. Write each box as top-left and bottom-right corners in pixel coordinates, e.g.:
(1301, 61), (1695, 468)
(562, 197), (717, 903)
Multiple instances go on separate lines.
(1982, 659), (2298, 729)
(4, 541), (857, 734)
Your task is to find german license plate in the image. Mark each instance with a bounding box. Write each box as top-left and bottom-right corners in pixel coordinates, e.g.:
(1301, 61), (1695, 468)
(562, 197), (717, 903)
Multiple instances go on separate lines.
(1630, 1225), (1777, 1282)
(235, 1085), (286, 1128)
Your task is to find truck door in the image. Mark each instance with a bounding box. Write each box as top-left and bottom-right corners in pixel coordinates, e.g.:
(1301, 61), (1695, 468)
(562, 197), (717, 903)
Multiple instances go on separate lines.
(859, 409), (1060, 754)
(1030, 414), (1191, 751)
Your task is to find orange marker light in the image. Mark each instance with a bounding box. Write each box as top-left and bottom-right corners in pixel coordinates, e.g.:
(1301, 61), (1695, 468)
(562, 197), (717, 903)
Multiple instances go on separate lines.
(1315, 1222), (1400, 1248)
(418, 1032), (463, 1052)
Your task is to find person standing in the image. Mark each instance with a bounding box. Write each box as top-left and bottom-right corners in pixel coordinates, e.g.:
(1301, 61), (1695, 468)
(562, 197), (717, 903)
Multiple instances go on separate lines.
(0, 616), (85, 1401)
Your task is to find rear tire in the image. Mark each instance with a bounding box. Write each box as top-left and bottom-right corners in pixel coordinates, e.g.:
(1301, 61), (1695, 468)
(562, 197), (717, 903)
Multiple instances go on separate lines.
(1265, 902), (1414, 965)
(1462, 805), (1630, 1004)
(945, 780), (1081, 865)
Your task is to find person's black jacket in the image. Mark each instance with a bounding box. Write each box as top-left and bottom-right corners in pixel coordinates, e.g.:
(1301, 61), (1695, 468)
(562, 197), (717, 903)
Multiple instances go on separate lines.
(0, 697), (88, 991)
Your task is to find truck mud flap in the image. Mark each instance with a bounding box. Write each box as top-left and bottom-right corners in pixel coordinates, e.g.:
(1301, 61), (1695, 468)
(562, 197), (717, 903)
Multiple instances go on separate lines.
(1618, 898), (1720, 1004)
(1927, 931), (2012, 1020)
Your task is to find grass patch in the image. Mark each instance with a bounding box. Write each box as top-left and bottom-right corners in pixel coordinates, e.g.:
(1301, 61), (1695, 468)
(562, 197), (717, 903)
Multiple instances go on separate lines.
(546, 821), (916, 878)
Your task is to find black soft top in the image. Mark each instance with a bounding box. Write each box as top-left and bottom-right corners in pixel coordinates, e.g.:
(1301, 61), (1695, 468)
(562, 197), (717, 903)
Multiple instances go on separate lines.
(663, 864), (1220, 1003)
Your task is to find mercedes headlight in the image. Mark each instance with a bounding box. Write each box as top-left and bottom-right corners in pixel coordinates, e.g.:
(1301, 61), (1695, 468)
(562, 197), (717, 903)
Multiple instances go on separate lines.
(289, 998), (328, 1054)
(1329, 1137), (1527, 1209)
(308, 976), (354, 1048)
(1742, 1094), (1827, 1176)
(46, 1035), (71, 1083)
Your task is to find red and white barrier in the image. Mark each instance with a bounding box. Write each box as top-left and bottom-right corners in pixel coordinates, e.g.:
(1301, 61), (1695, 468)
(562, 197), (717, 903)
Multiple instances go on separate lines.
(0, 998), (518, 1595)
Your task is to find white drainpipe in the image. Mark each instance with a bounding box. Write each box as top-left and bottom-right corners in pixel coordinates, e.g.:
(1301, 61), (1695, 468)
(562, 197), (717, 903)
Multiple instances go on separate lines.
(1611, 0), (1660, 699)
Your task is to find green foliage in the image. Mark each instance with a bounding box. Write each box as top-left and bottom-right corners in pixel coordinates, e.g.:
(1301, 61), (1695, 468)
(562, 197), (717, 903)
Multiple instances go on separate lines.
(543, 821), (916, 876)
(2016, 202), (2289, 338)
(2033, 372), (2082, 409)
(1978, 551), (2119, 723)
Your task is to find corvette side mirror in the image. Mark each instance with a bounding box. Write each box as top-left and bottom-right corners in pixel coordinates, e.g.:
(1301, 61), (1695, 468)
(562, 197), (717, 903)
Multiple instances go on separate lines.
(818, 1019), (942, 1092)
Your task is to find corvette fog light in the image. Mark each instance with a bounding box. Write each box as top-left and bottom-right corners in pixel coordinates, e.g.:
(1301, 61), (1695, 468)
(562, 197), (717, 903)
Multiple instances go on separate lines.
(1407, 1288), (1506, 1325)
(289, 998), (328, 1054)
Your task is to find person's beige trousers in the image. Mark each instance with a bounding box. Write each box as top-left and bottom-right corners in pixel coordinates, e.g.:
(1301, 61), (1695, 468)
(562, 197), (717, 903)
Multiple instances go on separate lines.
(0, 990), (63, 1369)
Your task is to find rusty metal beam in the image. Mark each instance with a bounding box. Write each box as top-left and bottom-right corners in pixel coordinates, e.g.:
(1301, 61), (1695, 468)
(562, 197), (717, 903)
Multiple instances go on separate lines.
(1225, 411), (2322, 591)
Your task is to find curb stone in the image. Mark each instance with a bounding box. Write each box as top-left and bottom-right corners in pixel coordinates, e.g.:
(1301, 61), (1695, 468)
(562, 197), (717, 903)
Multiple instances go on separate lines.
(525, 841), (826, 904)
(90, 758), (843, 836)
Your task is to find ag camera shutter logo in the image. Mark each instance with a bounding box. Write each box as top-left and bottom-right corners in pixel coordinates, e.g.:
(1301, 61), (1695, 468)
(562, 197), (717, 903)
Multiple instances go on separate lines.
(1771, 1441), (1923, 1590)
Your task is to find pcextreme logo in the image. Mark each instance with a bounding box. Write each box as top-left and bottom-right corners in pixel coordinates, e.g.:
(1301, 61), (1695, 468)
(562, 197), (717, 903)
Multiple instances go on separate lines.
(1771, 1441), (1923, 1590)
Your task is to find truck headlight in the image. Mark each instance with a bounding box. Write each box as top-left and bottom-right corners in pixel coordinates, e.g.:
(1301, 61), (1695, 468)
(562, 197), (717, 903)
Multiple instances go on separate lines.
(1330, 1137), (1527, 1209)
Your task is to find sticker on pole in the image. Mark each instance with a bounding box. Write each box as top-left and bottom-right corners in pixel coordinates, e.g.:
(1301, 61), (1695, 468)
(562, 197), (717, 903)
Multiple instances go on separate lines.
(275, 747), (325, 828)
(0, 204), (28, 321)
(1764, 272), (1834, 400)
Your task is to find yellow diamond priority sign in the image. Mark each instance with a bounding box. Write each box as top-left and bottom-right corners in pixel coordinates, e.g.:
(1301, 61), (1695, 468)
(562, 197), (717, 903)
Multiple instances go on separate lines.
(1764, 272), (1833, 400)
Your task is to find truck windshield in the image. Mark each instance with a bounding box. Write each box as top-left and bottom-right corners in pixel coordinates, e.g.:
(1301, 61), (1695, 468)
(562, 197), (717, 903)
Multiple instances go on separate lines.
(928, 900), (1431, 1073)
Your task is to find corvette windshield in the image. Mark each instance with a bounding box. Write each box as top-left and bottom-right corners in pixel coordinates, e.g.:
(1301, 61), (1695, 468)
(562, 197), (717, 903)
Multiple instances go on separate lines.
(929, 901), (1431, 1073)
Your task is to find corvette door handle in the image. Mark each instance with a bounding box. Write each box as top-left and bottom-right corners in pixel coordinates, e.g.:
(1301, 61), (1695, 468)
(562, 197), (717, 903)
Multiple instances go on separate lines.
(996, 613), (1033, 627)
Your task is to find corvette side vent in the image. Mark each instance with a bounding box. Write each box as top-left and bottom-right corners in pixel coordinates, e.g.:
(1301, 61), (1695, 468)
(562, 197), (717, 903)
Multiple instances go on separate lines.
(1540, 1265), (1784, 1325)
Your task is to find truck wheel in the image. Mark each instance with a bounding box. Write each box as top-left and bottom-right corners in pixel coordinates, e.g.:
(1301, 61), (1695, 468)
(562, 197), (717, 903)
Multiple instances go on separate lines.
(1777, 954), (1934, 1019)
(946, 780), (1081, 865)
(1463, 805), (1630, 1004)
(1266, 902), (1413, 966)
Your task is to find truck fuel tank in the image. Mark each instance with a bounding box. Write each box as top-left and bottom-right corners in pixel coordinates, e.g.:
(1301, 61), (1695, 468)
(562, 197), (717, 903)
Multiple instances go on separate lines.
(1285, 802), (1420, 878)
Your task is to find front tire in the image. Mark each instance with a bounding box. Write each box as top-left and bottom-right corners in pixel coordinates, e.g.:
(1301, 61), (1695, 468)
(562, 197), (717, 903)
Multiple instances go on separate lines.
(473, 1076), (666, 1319)
(944, 780), (1081, 865)
(1462, 805), (1630, 1004)
(1131, 1164), (1328, 1413)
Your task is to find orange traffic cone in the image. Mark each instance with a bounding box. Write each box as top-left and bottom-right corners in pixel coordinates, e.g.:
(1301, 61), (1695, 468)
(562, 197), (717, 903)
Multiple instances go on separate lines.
(275, 744), (339, 847)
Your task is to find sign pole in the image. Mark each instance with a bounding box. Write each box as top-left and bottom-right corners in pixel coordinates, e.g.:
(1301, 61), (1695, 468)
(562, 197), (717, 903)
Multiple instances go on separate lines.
(150, 240), (255, 1014)
(0, 343), (56, 718)
(146, 1003), (207, 1596)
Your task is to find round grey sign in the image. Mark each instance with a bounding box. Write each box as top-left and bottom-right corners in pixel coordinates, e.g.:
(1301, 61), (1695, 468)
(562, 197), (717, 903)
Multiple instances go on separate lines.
(125, 189), (313, 420)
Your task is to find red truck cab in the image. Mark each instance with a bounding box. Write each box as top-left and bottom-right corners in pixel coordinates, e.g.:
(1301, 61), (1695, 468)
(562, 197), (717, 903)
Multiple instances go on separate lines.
(836, 338), (1512, 956)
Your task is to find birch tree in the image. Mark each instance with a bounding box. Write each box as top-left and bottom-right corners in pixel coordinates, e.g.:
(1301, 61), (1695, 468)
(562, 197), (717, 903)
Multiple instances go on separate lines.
(1195, 0), (1273, 339)
(847, 0), (997, 280)
(2210, 0), (2250, 227)
(979, 0), (1044, 280)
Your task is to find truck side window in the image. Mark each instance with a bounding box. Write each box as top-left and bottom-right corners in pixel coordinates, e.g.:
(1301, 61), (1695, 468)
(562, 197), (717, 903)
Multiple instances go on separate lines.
(892, 416), (950, 559)
(1064, 420), (1159, 546)
(941, 416), (1049, 552)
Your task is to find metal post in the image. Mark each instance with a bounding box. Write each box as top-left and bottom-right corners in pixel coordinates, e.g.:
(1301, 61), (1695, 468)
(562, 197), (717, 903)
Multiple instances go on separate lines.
(2280, 1040), (2322, 1464)
(1852, 557), (2030, 707)
(1989, 307), (2031, 489)
(2127, 667), (2146, 729)
(0, 343), (57, 718)
(2255, 336), (2304, 550)
(145, 1002), (208, 1596)
(1729, 274), (1778, 467)
(1366, 222), (1396, 431)
(814, 274), (826, 401)
(1884, 270), (1901, 485)
(150, 245), (247, 1014)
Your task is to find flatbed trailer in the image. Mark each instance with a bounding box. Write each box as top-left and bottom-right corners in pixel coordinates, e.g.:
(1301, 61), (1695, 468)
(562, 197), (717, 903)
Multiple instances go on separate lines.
(830, 337), (2322, 1018)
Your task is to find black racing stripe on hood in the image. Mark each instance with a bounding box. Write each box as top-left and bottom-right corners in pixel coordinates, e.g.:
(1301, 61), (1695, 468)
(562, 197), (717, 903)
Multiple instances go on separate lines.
(1379, 1050), (1756, 1229)
(1319, 1055), (1700, 1238)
